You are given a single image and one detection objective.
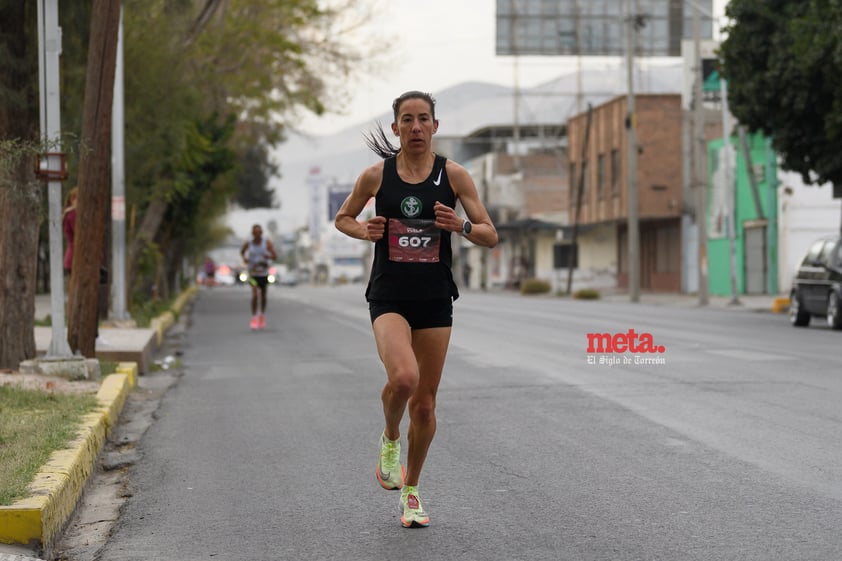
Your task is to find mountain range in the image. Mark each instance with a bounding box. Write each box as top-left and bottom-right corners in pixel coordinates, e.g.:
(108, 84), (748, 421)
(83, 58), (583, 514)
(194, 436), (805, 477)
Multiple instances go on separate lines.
(266, 61), (686, 233)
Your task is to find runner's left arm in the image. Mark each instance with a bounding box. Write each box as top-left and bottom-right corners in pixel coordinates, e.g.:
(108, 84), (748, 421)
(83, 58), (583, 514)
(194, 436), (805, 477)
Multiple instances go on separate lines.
(434, 161), (498, 248)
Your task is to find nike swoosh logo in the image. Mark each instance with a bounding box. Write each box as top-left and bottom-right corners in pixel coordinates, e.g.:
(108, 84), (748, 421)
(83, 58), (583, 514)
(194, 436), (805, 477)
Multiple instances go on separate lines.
(432, 169), (442, 186)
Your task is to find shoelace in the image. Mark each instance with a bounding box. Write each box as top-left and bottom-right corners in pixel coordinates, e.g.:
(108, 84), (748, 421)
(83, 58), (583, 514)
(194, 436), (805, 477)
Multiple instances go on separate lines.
(380, 439), (399, 470)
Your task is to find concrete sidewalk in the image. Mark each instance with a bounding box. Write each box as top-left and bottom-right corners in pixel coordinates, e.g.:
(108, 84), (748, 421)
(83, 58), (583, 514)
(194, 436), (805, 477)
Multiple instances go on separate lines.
(597, 291), (789, 313)
(33, 291), (196, 374)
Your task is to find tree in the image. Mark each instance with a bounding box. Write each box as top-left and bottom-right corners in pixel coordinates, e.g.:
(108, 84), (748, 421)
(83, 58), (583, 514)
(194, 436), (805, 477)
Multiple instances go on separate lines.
(234, 143), (279, 209)
(720, 0), (842, 189)
(67, 0), (120, 357)
(121, 0), (379, 303)
(0, 2), (41, 369)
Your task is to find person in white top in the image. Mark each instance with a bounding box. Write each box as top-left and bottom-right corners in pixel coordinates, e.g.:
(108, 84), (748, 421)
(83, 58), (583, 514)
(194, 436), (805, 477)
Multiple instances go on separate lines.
(240, 224), (277, 330)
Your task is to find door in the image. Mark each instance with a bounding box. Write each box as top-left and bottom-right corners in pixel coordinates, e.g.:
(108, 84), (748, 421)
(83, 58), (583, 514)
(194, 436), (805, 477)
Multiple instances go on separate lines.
(743, 225), (766, 294)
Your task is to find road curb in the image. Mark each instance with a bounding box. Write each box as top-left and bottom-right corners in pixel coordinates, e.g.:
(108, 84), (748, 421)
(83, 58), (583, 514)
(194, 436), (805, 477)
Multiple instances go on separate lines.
(1, 288), (195, 554)
(772, 297), (790, 314)
(0, 369), (134, 556)
(150, 286), (197, 347)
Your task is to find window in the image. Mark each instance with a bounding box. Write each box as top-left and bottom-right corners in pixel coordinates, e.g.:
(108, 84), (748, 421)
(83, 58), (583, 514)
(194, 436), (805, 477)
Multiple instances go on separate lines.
(818, 240), (836, 267)
(802, 240), (826, 266)
(569, 163), (577, 206)
(582, 161), (589, 200)
(597, 153), (606, 199)
(553, 243), (578, 269)
(611, 149), (620, 196)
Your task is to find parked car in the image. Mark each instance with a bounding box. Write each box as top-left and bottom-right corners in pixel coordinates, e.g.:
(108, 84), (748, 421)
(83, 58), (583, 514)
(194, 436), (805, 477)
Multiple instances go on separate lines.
(278, 269), (299, 286)
(214, 263), (237, 286)
(789, 235), (842, 329)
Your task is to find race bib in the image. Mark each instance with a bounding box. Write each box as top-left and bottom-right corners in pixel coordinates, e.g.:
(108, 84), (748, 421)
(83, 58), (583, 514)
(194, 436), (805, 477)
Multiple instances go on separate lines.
(388, 218), (441, 263)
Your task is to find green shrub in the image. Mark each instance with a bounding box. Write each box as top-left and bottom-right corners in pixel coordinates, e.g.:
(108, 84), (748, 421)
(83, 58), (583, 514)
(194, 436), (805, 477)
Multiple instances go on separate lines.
(129, 298), (173, 328)
(100, 360), (119, 377)
(34, 314), (52, 327)
(573, 288), (601, 300)
(520, 278), (552, 295)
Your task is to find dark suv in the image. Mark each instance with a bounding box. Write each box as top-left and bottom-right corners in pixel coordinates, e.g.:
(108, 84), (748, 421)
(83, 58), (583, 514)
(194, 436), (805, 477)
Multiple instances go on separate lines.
(790, 235), (842, 329)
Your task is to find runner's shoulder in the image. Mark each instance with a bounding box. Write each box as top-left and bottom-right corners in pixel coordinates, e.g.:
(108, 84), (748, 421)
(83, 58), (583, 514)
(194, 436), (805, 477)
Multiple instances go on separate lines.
(358, 160), (385, 189)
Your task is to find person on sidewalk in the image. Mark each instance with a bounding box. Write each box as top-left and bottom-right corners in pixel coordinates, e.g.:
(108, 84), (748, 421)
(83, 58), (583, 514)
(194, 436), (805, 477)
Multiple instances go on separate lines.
(334, 90), (498, 528)
(62, 186), (78, 284)
(63, 186), (107, 344)
(240, 224), (277, 330)
(203, 256), (216, 287)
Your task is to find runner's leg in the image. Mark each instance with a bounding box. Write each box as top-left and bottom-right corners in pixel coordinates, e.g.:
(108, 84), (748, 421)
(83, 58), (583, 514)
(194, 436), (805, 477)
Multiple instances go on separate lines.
(405, 327), (450, 486)
(250, 284), (258, 316)
(260, 284), (268, 313)
(372, 313), (418, 442)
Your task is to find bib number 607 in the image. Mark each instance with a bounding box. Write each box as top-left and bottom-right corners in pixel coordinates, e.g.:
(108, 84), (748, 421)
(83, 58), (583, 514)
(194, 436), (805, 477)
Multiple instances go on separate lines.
(398, 235), (432, 248)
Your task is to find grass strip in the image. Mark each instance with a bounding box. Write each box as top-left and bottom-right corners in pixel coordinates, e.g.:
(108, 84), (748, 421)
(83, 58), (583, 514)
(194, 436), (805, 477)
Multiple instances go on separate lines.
(0, 384), (98, 505)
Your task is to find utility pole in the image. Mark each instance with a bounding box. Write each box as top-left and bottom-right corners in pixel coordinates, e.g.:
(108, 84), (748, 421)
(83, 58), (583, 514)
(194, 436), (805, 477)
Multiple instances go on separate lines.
(38, 0), (73, 358)
(720, 78), (741, 306)
(67, 0), (121, 357)
(692, 2), (709, 306)
(625, 3), (642, 303)
(575, 0), (583, 114)
(512, 0), (521, 173)
(567, 104), (593, 295)
(111, 6), (130, 322)
(481, 158), (490, 291)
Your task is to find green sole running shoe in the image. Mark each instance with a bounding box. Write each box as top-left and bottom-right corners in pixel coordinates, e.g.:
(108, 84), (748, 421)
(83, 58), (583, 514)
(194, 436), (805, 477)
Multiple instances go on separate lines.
(400, 485), (430, 528)
(376, 433), (404, 490)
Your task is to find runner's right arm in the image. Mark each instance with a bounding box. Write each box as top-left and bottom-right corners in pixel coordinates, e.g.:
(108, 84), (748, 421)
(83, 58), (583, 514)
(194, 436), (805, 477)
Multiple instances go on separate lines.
(335, 161), (384, 242)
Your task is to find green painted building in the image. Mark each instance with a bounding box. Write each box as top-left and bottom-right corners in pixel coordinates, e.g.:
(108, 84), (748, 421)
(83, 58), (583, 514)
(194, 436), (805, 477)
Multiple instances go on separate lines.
(707, 133), (778, 296)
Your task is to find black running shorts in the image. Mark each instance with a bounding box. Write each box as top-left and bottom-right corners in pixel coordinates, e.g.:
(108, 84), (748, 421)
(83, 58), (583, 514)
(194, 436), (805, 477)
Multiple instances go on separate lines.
(368, 298), (453, 329)
(249, 275), (269, 289)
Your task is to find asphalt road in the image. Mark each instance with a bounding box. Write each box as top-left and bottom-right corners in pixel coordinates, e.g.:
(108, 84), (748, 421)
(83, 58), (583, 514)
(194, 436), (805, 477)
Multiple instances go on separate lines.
(97, 284), (841, 561)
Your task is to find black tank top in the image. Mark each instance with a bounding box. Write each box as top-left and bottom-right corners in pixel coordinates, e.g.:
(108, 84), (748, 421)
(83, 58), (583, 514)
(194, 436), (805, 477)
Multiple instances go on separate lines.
(366, 154), (459, 301)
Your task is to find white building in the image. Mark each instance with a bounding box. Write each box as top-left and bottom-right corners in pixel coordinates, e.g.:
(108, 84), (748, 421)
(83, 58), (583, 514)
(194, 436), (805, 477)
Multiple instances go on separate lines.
(777, 171), (842, 291)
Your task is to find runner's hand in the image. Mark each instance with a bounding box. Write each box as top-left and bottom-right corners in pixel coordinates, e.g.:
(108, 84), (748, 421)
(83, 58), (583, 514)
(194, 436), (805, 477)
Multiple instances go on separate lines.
(366, 216), (386, 242)
(434, 201), (460, 232)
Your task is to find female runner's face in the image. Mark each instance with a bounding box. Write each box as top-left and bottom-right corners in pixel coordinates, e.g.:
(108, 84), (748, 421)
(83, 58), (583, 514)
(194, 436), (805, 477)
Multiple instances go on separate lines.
(392, 98), (438, 155)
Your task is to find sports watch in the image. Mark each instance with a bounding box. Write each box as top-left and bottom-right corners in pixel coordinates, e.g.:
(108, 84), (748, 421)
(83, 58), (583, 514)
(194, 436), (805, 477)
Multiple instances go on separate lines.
(461, 220), (472, 235)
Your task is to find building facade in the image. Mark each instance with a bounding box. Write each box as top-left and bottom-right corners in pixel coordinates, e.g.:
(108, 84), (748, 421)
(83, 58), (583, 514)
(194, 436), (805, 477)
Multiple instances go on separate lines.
(567, 94), (684, 292)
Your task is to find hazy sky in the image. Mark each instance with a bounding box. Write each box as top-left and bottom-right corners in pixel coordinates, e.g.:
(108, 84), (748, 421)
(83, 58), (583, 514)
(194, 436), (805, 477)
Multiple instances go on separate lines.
(296, 0), (730, 136)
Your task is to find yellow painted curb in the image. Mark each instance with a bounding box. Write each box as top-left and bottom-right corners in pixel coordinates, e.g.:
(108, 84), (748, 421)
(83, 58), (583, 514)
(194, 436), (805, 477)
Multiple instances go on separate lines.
(772, 297), (790, 314)
(115, 361), (138, 389)
(150, 311), (174, 346)
(171, 286), (197, 316)
(0, 369), (134, 551)
(148, 286), (196, 348)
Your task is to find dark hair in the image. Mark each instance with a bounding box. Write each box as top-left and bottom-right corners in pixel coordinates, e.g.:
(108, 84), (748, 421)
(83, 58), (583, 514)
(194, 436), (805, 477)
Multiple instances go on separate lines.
(364, 91), (436, 159)
(392, 90), (435, 122)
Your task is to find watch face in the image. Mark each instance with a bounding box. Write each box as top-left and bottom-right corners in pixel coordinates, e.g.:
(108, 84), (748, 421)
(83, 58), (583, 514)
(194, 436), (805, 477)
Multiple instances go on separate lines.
(463, 221), (472, 234)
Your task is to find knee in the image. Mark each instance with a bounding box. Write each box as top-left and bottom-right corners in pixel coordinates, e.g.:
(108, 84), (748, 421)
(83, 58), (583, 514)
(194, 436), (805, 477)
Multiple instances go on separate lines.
(409, 395), (436, 425)
(387, 368), (418, 400)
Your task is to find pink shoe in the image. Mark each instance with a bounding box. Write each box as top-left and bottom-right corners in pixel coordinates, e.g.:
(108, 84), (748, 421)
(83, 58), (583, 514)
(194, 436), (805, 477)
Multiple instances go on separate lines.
(250, 316), (259, 330)
(258, 314), (266, 330)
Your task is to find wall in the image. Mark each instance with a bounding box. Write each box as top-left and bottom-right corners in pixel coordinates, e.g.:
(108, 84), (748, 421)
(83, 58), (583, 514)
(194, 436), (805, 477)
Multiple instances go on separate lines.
(567, 94), (684, 224)
(777, 170), (842, 290)
(706, 134), (776, 296)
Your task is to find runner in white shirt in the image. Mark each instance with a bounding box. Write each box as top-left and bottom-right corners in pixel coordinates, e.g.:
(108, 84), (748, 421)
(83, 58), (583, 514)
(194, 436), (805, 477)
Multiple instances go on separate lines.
(240, 224), (277, 330)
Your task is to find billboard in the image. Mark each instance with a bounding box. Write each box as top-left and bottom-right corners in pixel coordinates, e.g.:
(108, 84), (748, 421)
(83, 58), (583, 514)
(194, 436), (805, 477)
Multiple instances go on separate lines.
(496, 0), (713, 57)
(328, 186), (352, 221)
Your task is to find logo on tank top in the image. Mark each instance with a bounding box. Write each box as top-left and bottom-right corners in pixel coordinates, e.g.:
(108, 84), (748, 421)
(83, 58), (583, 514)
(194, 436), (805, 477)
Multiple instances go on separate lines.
(400, 196), (422, 218)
